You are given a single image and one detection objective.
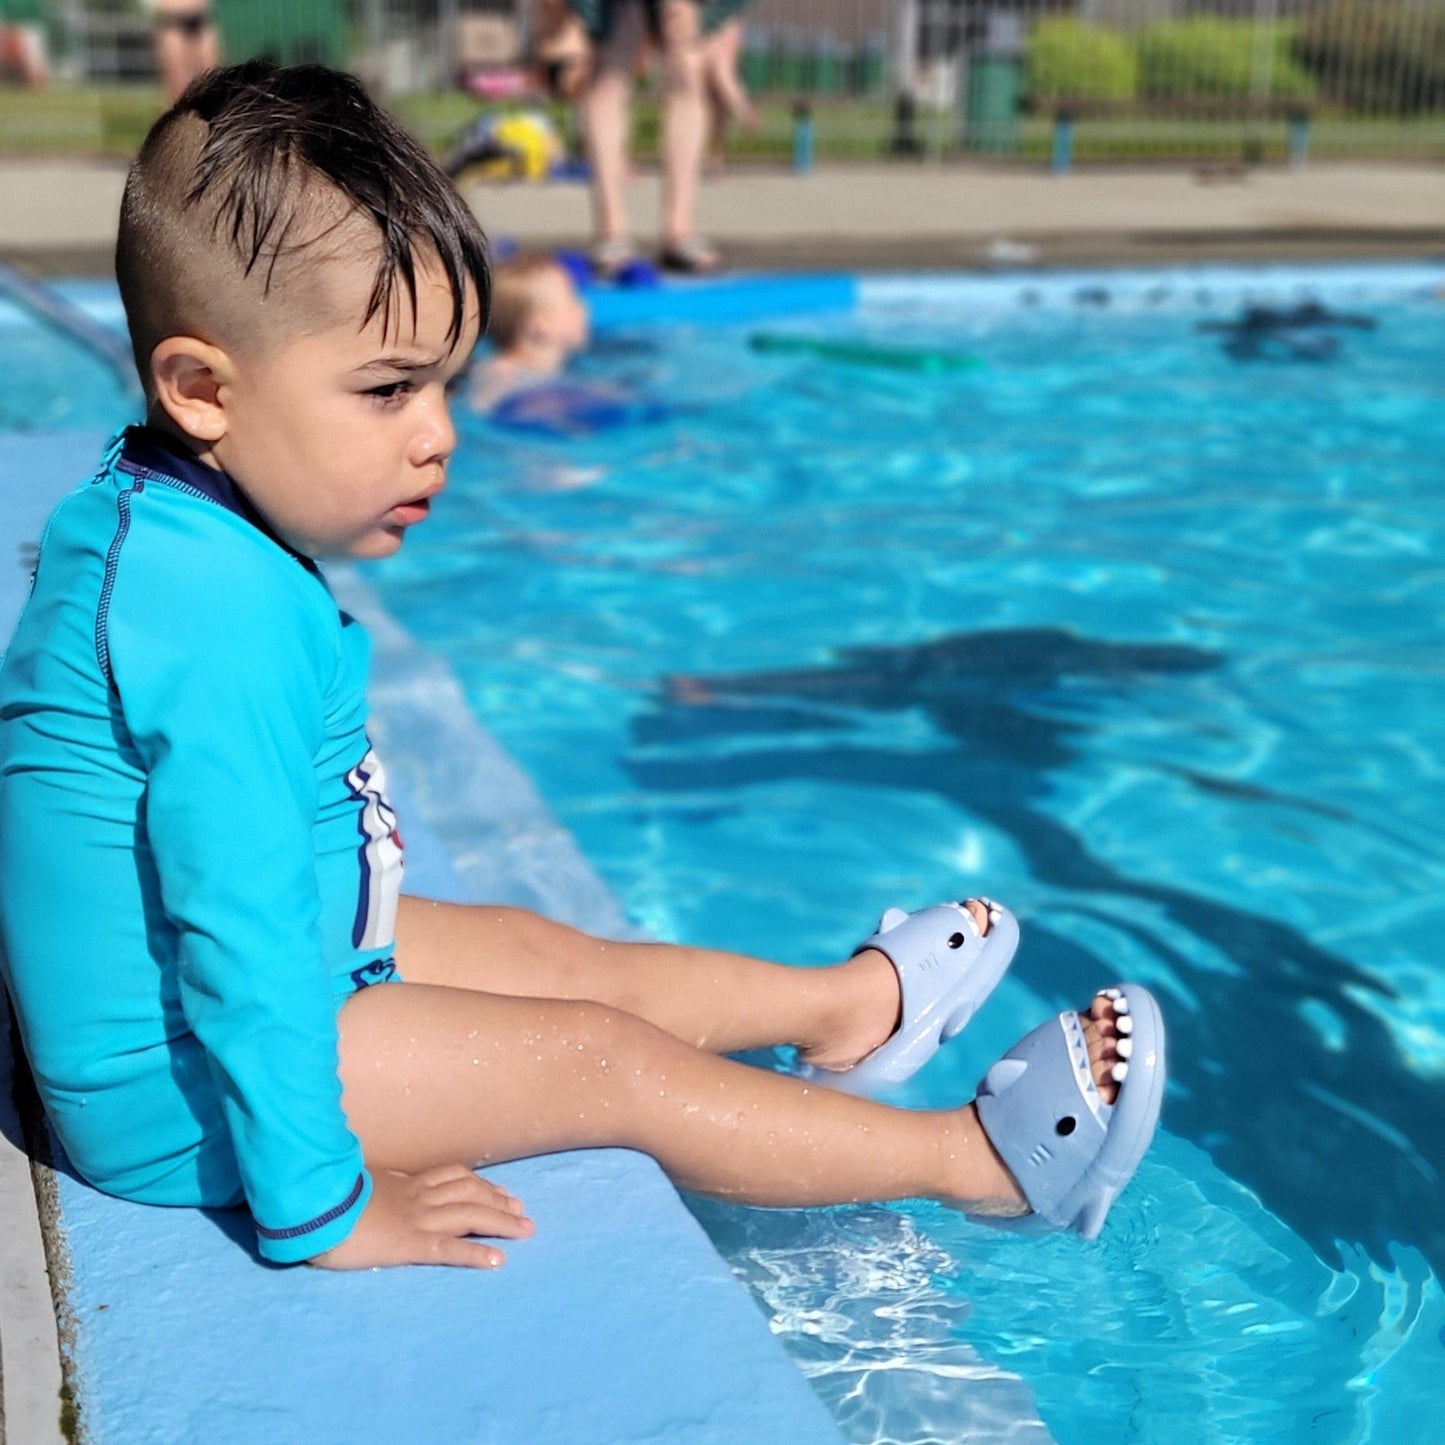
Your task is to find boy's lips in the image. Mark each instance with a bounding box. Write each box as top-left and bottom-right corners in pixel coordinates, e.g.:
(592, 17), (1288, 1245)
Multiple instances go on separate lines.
(389, 494), (435, 526)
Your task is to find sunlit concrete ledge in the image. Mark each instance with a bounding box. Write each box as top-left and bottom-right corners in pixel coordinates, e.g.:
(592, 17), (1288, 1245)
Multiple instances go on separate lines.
(3, 159), (1445, 274)
(0, 430), (844, 1444)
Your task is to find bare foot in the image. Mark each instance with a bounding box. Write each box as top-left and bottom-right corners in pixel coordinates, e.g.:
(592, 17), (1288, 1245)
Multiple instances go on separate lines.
(959, 993), (1128, 1216)
(800, 900), (993, 1073)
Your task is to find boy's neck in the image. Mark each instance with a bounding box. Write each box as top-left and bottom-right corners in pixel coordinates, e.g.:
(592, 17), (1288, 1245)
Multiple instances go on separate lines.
(141, 413), (218, 470)
(120, 423), (312, 566)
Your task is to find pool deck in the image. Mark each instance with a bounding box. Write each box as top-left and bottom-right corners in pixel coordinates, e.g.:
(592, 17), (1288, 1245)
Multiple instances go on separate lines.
(2, 157), (1444, 273)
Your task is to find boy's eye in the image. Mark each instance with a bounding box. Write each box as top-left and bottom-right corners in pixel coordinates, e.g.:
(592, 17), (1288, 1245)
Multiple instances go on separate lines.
(365, 380), (412, 403)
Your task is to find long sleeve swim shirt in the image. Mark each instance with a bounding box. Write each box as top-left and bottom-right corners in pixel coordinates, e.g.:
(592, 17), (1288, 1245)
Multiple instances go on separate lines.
(0, 428), (405, 1263)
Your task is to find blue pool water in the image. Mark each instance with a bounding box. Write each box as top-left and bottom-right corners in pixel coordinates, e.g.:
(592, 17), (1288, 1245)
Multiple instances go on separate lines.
(6, 268), (1444, 1443)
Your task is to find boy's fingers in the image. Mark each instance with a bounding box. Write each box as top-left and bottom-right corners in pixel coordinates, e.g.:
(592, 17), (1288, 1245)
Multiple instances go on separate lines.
(426, 1237), (506, 1270)
(422, 1174), (527, 1215)
(415, 1164), (524, 1210)
(432, 1201), (536, 1241)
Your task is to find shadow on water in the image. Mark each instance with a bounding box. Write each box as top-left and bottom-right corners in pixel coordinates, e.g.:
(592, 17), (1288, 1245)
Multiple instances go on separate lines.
(627, 627), (1444, 1276)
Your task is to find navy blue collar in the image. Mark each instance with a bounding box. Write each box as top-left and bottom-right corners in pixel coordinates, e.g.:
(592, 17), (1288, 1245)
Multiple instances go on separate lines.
(116, 426), (314, 567)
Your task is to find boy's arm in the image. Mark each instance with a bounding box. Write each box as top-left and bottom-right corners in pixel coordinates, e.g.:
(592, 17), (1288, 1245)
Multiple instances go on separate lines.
(106, 520), (369, 1263)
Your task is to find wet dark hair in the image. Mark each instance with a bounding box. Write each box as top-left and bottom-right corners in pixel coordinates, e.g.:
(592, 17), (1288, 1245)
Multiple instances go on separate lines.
(117, 60), (489, 369)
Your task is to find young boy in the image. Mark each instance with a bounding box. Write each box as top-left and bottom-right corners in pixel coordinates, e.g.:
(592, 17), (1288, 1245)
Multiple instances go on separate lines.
(0, 62), (1164, 1272)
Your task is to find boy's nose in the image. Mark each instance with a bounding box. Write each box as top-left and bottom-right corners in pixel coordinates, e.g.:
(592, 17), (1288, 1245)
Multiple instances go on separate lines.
(412, 394), (456, 469)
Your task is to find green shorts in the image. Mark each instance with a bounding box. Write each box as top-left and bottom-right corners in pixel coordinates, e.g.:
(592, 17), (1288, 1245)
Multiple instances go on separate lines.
(565, 0), (749, 42)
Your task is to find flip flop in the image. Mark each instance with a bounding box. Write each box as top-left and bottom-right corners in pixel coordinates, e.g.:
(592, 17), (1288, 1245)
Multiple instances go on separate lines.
(974, 983), (1166, 1239)
(590, 237), (643, 282)
(658, 236), (725, 276)
(802, 898), (1019, 1097)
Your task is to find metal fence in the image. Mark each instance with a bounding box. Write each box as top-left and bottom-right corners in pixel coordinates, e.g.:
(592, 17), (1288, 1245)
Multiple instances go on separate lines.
(2, 0), (1443, 162)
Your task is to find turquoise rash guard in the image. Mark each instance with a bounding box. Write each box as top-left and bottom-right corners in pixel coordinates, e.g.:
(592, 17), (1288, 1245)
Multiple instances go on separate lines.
(0, 428), (406, 1263)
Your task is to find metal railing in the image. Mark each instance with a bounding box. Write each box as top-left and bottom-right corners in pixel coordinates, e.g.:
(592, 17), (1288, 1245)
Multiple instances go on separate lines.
(2, 0), (1442, 163)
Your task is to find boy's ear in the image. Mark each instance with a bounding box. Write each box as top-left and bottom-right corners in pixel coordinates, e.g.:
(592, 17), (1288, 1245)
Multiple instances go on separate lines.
(149, 337), (236, 444)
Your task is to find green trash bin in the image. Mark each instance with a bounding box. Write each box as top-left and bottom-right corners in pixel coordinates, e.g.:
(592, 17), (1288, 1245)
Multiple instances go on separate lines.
(963, 15), (1022, 154)
(853, 38), (885, 97)
(812, 35), (843, 96)
(773, 32), (806, 94)
(213, 0), (345, 68)
(740, 31), (769, 93)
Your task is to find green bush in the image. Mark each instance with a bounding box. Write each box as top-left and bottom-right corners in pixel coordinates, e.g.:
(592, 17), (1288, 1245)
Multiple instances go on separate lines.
(1027, 19), (1137, 103)
(1295, 0), (1445, 114)
(1138, 19), (1316, 102)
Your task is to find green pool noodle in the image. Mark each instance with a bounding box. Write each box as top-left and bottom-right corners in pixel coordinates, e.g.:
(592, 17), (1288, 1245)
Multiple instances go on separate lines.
(748, 332), (985, 374)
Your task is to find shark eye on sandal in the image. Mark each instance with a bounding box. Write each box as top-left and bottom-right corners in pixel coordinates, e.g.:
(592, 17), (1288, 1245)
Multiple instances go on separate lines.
(947, 932), (966, 949)
(1056, 1116), (1077, 1137)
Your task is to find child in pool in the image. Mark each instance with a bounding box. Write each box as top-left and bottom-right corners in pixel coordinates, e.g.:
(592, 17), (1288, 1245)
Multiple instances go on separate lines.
(471, 254), (664, 436)
(0, 62), (1163, 1272)
(469, 254), (591, 409)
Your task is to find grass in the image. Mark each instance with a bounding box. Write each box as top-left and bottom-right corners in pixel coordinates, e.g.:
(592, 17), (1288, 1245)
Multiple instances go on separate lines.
(3, 83), (1443, 168)
(0, 83), (161, 158)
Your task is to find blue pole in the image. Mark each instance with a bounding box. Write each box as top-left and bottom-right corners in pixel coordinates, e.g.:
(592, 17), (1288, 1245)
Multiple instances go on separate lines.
(792, 100), (814, 174)
(1288, 109), (1312, 167)
(1051, 111), (1074, 174)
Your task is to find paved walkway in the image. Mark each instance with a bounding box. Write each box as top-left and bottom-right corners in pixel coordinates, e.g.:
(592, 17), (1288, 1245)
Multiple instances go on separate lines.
(3, 158), (1444, 271)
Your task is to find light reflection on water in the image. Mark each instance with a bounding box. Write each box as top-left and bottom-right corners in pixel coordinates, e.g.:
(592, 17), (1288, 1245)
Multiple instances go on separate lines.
(691, 1135), (1444, 1445)
(374, 279), (1445, 1442)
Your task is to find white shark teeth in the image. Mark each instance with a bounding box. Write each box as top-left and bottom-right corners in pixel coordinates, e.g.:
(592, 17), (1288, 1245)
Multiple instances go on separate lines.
(1111, 1061), (1129, 1084)
(1116, 1015), (1134, 1036)
(1115, 1036), (1134, 1059)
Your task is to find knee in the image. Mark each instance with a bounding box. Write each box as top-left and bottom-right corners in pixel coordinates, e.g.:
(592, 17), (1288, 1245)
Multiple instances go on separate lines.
(659, 7), (705, 93)
(490, 904), (588, 960)
(553, 998), (639, 1056)
(661, 47), (705, 96)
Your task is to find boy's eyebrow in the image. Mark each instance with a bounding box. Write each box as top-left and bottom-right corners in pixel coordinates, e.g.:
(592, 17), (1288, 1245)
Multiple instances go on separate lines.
(355, 352), (449, 373)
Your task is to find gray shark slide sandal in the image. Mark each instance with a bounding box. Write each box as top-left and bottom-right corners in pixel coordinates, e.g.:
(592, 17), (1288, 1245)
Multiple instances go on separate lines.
(802, 898), (1019, 1097)
(974, 983), (1166, 1239)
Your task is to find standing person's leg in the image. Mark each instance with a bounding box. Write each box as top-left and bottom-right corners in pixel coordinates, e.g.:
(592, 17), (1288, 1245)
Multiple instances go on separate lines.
(702, 17), (753, 174)
(577, 0), (649, 263)
(655, 0), (718, 270)
(335, 983), (1131, 1212)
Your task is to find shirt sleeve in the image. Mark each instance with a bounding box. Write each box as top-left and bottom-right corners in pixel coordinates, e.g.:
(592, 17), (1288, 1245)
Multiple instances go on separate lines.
(105, 501), (370, 1262)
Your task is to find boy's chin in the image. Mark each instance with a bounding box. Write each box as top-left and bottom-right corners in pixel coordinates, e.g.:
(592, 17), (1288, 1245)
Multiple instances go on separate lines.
(345, 528), (408, 560)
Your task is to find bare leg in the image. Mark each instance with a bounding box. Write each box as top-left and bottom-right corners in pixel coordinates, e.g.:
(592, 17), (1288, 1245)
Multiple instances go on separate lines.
(337, 984), (1128, 1209)
(703, 16), (754, 164)
(577, 2), (647, 245)
(656, 0), (709, 251)
(395, 895), (1005, 1070)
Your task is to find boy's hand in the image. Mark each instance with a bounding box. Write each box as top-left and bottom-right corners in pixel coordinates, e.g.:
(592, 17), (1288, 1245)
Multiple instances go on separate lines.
(309, 1164), (534, 1270)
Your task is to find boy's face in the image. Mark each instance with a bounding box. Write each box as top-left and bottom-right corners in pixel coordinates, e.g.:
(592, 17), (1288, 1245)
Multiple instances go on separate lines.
(206, 251), (482, 560)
